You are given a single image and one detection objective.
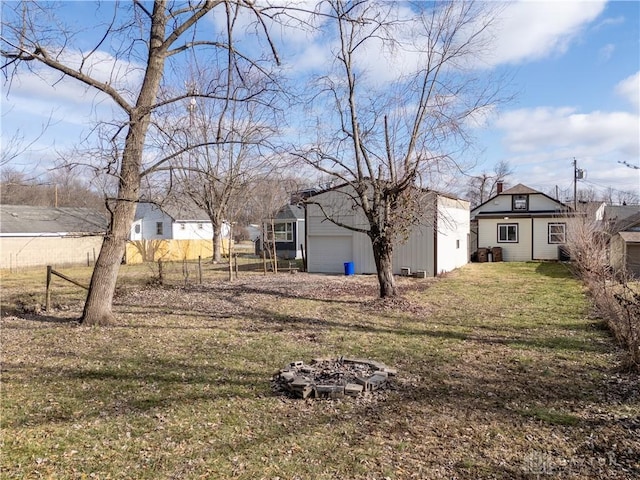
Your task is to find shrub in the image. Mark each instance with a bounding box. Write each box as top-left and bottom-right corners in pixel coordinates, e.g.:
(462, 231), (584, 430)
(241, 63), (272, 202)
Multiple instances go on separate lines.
(566, 216), (639, 371)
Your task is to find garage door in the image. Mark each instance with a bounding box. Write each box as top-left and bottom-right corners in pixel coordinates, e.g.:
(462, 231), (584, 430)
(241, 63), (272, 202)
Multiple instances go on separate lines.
(307, 236), (352, 274)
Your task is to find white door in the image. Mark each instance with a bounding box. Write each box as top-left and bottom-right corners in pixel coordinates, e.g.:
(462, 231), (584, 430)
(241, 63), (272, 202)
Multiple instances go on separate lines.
(307, 236), (352, 273)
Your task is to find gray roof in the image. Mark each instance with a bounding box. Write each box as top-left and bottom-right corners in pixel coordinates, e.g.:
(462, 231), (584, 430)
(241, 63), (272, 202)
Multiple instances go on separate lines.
(611, 211), (640, 233)
(0, 205), (108, 235)
(136, 200), (211, 222)
(500, 183), (542, 195)
(276, 204), (305, 220)
(604, 205), (640, 223)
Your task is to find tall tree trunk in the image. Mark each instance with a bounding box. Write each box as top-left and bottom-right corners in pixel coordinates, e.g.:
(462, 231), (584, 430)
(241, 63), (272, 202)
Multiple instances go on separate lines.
(81, 2), (168, 325)
(81, 198), (137, 325)
(372, 235), (397, 297)
(212, 226), (222, 263)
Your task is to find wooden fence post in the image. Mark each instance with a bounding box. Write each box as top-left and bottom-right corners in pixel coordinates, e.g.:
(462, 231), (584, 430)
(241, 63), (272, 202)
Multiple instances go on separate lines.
(45, 265), (52, 311)
(234, 253), (239, 279)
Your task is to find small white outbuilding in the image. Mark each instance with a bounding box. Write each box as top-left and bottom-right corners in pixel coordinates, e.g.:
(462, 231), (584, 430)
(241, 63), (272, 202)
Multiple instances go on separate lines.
(305, 184), (470, 276)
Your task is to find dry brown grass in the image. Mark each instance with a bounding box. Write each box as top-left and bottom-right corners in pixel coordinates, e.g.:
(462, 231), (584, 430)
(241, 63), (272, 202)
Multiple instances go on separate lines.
(1, 262), (638, 479)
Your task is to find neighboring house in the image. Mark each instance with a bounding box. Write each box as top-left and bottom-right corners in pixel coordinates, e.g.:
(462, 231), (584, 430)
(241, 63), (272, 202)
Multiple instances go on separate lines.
(470, 183), (572, 262)
(126, 201), (231, 263)
(305, 184), (470, 276)
(261, 204), (306, 260)
(129, 201), (229, 241)
(0, 205), (107, 270)
(598, 204), (640, 227)
(609, 210), (640, 277)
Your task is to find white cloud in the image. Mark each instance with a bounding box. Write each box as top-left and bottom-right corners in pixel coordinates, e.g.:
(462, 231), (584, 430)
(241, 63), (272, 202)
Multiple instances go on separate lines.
(598, 43), (615, 63)
(285, 1), (609, 87)
(3, 48), (143, 118)
(496, 107), (639, 155)
(483, 0), (607, 66)
(594, 15), (625, 30)
(491, 105), (640, 194)
(615, 71), (640, 111)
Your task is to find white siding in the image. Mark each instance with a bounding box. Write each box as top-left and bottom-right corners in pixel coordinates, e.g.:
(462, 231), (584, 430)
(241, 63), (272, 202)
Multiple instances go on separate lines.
(476, 195), (512, 213)
(306, 187), (469, 276)
(529, 194), (564, 211)
(436, 196), (470, 273)
(472, 193), (565, 217)
(532, 219), (564, 260)
(394, 223), (434, 276)
(131, 203), (225, 241)
(130, 204), (172, 240)
(477, 218), (533, 261)
(172, 221), (213, 240)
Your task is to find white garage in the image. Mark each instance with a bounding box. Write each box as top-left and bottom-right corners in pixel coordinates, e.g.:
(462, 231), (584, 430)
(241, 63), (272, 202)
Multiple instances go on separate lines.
(305, 184), (470, 276)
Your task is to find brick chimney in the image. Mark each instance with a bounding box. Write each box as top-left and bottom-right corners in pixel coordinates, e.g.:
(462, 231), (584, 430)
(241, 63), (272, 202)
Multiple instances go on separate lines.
(496, 181), (504, 194)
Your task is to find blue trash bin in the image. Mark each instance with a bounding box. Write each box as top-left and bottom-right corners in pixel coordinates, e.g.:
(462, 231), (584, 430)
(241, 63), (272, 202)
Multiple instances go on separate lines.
(344, 261), (355, 276)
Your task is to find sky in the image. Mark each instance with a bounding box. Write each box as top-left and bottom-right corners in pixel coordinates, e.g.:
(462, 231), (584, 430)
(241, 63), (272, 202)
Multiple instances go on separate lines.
(1, 0), (639, 203)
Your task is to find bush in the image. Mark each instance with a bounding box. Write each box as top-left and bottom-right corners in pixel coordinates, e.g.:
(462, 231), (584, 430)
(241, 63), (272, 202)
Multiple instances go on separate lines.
(566, 217), (640, 371)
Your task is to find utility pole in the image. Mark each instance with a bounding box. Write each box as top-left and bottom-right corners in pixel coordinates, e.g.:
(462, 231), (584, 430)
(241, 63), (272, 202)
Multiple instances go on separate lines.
(573, 158), (585, 210)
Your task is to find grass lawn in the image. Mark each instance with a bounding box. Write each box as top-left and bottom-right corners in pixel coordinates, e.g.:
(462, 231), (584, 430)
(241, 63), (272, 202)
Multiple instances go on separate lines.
(1, 262), (638, 479)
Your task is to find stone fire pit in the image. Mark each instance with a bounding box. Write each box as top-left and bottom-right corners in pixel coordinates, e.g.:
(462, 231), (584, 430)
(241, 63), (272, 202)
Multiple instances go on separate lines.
(272, 357), (397, 399)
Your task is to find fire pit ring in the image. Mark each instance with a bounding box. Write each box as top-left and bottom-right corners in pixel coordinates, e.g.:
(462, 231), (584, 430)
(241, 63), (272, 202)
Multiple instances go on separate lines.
(272, 356), (397, 400)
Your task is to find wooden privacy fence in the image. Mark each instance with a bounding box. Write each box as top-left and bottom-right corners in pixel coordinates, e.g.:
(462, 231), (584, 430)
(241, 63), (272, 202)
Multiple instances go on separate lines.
(45, 265), (88, 311)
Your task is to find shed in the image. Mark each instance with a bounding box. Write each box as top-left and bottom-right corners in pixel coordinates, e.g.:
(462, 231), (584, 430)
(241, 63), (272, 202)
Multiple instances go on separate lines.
(609, 211), (640, 277)
(305, 184), (469, 276)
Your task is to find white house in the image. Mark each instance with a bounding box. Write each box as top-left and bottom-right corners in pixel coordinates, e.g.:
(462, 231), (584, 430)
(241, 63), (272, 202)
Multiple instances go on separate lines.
(305, 184), (470, 276)
(129, 201), (229, 241)
(471, 183), (572, 262)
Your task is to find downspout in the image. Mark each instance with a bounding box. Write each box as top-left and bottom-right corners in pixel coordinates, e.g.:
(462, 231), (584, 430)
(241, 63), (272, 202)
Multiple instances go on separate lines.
(304, 204), (309, 272)
(531, 217), (534, 261)
(433, 195), (438, 276)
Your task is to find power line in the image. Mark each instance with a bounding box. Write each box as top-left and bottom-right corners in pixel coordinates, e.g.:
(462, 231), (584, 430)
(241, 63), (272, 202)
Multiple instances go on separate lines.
(618, 160), (640, 170)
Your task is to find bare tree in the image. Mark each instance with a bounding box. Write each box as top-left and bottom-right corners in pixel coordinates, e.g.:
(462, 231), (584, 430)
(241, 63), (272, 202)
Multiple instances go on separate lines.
(295, 0), (502, 297)
(0, 164), (103, 208)
(0, 108), (51, 168)
(466, 160), (512, 207)
(157, 70), (281, 263)
(1, 1), (279, 324)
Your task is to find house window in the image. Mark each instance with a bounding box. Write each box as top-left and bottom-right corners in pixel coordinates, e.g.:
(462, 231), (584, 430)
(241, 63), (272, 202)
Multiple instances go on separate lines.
(548, 223), (566, 244)
(156, 222), (163, 235)
(456, 239), (460, 249)
(273, 222), (293, 242)
(134, 224), (141, 234)
(498, 223), (518, 243)
(180, 223), (186, 230)
(197, 223), (203, 229)
(512, 195), (528, 211)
